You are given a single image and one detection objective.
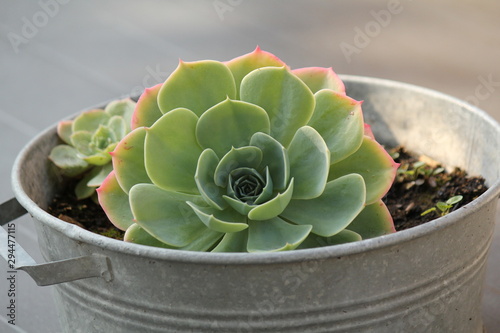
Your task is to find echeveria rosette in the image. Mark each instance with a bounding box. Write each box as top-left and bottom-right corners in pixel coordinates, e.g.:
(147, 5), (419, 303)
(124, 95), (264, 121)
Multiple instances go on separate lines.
(97, 47), (398, 252)
(49, 98), (136, 199)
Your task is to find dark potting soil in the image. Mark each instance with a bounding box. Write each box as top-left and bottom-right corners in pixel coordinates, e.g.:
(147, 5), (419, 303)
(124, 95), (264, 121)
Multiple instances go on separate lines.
(385, 147), (487, 230)
(48, 191), (125, 240)
(47, 147), (488, 240)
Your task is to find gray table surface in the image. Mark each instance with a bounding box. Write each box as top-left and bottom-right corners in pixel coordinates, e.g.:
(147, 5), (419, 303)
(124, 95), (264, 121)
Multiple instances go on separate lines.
(1, 1), (499, 332)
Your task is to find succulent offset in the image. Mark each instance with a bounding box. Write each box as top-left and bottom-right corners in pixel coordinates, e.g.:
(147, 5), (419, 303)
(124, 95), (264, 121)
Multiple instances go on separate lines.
(97, 48), (398, 252)
(49, 98), (136, 199)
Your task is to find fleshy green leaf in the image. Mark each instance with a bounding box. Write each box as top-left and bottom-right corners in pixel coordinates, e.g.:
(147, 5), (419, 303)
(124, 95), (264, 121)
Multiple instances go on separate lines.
(214, 146), (263, 187)
(211, 230), (249, 252)
(71, 131), (94, 156)
(247, 217), (312, 252)
(57, 120), (73, 145)
(250, 132), (289, 191)
(91, 125), (116, 151)
(75, 167), (103, 200)
(329, 136), (398, 204)
(240, 66), (315, 147)
(105, 98), (135, 132)
(281, 174), (366, 237)
(247, 178), (294, 221)
(196, 98), (270, 157)
(292, 67), (345, 94)
(145, 108), (202, 194)
(129, 184), (214, 247)
(298, 229), (362, 249)
(180, 227), (223, 251)
(157, 60), (236, 116)
(72, 109), (110, 133)
(131, 83), (164, 129)
(324, 230), (362, 244)
(97, 171), (134, 231)
(364, 124), (375, 140)
(346, 200), (395, 239)
(125, 223), (222, 251)
(107, 116), (127, 141)
(308, 90), (364, 164)
(254, 167), (274, 205)
(112, 127), (152, 194)
(287, 126), (330, 199)
(82, 150), (113, 166)
(195, 149), (227, 210)
(71, 128), (114, 166)
(48, 145), (89, 177)
(436, 202), (450, 211)
(225, 46), (286, 99)
(75, 180), (96, 200)
(186, 202), (248, 233)
(87, 163), (113, 187)
(223, 195), (255, 216)
(446, 195), (463, 205)
(180, 228), (223, 251)
(124, 223), (174, 248)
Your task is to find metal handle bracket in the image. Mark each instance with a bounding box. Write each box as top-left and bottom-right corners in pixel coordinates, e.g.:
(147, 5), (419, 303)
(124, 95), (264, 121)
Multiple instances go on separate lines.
(1, 198), (113, 286)
(17, 254), (113, 286)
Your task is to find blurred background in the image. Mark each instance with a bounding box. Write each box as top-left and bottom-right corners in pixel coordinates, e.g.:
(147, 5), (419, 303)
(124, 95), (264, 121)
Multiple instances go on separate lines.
(1, 1), (499, 332)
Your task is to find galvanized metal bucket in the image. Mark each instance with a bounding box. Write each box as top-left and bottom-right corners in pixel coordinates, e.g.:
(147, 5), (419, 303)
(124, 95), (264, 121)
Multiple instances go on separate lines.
(1, 76), (499, 332)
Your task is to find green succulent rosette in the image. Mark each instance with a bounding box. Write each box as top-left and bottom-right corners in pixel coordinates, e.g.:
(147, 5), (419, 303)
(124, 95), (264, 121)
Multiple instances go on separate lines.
(97, 48), (398, 252)
(49, 98), (136, 199)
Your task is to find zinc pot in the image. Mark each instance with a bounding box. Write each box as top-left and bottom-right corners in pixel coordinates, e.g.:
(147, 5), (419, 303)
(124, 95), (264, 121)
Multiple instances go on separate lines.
(1, 75), (499, 333)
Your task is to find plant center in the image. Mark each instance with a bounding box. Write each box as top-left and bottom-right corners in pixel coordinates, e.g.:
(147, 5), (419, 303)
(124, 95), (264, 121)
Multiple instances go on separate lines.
(229, 168), (266, 205)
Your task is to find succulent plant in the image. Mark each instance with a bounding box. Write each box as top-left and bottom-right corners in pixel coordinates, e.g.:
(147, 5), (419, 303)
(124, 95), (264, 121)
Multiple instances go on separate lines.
(49, 98), (136, 199)
(97, 47), (398, 252)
